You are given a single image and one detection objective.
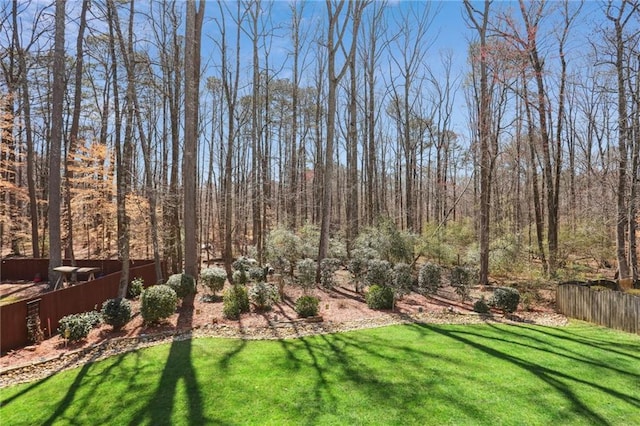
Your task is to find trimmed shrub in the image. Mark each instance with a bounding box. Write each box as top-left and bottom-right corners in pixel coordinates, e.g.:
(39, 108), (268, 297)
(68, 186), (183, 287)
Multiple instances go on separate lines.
(141, 285), (177, 324)
(347, 247), (377, 292)
(248, 267), (266, 282)
(493, 287), (520, 313)
(319, 258), (341, 289)
(233, 256), (256, 273)
(127, 277), (144, 299)
(232, 269), (249, 285)
(166, 273), (196, 300)
(418, 263), (442, 295)
(366, 284), (394, 310)
(295, 295), (319, 318)
(58, 311), (101, 342)
(298, 223), (321, 259)
(200, 267), (227, 295)
(101, 298), (132, 330)
(473, 296), (491, 314)
(265, 227), (302, 276)
(365, 259), (392, 287)
(249, 282), (278, 310)
(296, 258), (317, 293)
(392, 263), (414, 299)
(450, 266), (473, 302)
(223, 285), (250, 320)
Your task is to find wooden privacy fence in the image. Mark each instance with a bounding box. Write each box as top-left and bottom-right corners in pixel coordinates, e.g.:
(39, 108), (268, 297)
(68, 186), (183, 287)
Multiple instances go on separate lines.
(0, 258), (157, 281)
(1, 260), (160, 354)
(556, 284), (639, 334)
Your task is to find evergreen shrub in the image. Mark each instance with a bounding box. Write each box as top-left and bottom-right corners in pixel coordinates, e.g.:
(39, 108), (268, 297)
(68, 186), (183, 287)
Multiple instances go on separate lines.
(249, 282), (278, 310)
(200, 267), (227, 295)
(473, 296), (491, 314)
(57, 311), (101, 342)
(365, 259), (392, 287)
(493, 287), (520, 313)
(319, 258), (341, 289)
(223, 285), (250, 319)
(166, 273), (196, 299)
(101, 298), (132, 330)
(418, 263), (441, 295)
(296, 258), (317, 293)
(295, 295), (319, 318)
(366, 284), (394, 310)
(141, 285), (177, 323)
(127, 277), (144, 299)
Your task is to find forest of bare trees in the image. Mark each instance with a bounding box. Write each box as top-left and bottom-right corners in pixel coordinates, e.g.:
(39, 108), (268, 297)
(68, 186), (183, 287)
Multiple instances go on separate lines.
(1, 0), (639, 285)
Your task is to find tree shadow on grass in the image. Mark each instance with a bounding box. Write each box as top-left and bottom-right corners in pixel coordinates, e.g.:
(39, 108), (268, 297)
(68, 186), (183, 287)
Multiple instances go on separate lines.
(414, 323), (639, 425)
(2, 339), (130, 424)
(129, 297), (211, 425)
(482, 322), (640, 379)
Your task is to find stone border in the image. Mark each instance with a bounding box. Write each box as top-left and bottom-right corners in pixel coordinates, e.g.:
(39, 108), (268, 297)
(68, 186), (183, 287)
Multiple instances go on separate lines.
(0, 310), (567, 388)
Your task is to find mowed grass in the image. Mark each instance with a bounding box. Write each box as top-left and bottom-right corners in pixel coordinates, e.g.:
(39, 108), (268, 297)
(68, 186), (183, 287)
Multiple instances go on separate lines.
(2, 323), (639, 425)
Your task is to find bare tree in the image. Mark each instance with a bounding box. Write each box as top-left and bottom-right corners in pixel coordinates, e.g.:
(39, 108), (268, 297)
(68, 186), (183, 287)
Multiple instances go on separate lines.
(214, 0), (246, 278)
(464, 0), (492, 286)
(317, 0), (369, 280)
(387, 2), (436, 232)
(605, 0), (640, 281)
(47, 0), (66, 288)
(184, 0), (205, 280)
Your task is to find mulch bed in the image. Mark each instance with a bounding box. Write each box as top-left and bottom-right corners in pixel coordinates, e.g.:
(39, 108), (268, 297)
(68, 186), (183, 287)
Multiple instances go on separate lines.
(0, 281), (567, 388)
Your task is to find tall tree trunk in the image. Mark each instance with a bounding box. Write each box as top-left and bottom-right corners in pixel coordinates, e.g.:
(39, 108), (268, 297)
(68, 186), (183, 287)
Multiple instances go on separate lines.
(346, 50), (359, 254)
(12, 0), (40, 257)
(184, 0), (205, 282)
(318, 0), (367, 281)
(48, 0), (66, 289)
(464, 0), (492, 287)
(63, 0), (88, 265)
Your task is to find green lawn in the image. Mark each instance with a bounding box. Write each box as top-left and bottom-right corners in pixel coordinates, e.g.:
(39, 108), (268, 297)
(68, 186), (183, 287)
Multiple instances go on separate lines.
(2, 322), (639, 425)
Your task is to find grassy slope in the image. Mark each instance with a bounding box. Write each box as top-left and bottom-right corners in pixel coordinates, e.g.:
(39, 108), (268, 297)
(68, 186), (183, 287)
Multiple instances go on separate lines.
(1, 323), (639, 425)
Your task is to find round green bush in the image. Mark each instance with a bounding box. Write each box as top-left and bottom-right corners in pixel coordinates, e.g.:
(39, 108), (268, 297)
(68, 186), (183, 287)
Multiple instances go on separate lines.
(248, 267), (266, 282)
(101, 298), (132, 330)
(166, 273), (196, 299)
(392, 263), (414, 298)
(450, 266), (473, 301)
(296, 258), (317, 292)
(365, 259), (392, 287)
(141, 285), (177, 324)
(127, 277), (144, 299)
(57, 311), (101, 342)
(366, 284), (394, 310)
(493, 286), (520, 313)
(418, 263), (441, 295)
(295, 295), (319, 318)
(319, 258), (341, 289)
(249, 282), (278, 311)
(473, 296), (491, 314)
(200, 267), (227, 295)
(223, 284), (250, 319)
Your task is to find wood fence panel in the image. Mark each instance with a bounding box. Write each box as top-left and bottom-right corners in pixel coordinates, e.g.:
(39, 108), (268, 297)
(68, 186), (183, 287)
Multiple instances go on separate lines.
(1, 261), (161, 354)
(0, 259), (155, 281)
(557, 284), (640, 334)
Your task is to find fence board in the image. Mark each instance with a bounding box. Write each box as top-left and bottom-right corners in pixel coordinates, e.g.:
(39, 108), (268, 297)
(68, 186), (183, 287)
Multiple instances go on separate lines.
(0, 258), (156, 282)
(556, 284), (639, 334)
(1, 261), (161, 354)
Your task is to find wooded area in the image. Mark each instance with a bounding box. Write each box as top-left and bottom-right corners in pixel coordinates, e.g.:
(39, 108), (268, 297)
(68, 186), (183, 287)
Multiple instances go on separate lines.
(1, 0), (639, 286)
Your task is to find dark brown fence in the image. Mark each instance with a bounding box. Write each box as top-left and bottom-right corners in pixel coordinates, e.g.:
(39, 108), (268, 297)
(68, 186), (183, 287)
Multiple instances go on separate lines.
(556, 284), (639, 334)
(1, 261), (160, 354)
(0, 258), (156, 281)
